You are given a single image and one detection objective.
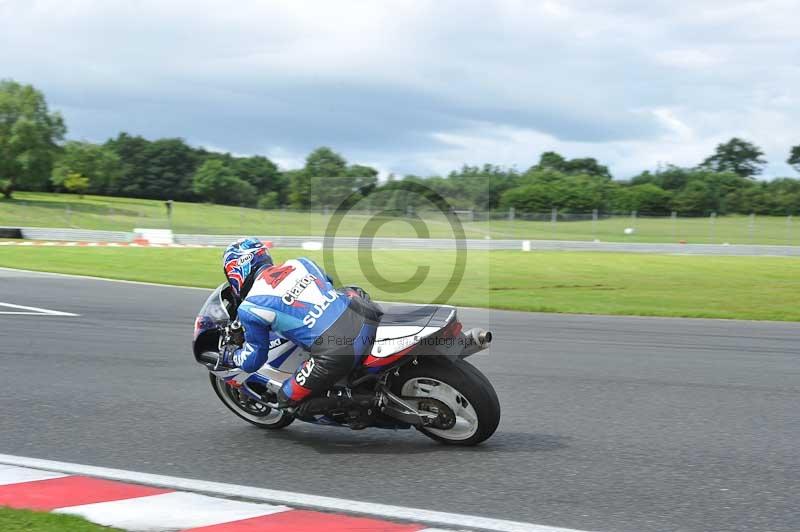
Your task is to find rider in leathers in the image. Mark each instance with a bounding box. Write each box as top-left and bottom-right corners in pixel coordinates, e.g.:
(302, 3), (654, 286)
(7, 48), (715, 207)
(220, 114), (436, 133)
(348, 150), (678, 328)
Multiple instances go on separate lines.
(220, 238), (382, 409)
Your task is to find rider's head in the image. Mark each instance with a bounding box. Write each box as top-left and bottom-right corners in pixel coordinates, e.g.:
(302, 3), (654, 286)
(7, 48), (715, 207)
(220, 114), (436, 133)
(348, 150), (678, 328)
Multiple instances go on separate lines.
(223, 237), (273, 299)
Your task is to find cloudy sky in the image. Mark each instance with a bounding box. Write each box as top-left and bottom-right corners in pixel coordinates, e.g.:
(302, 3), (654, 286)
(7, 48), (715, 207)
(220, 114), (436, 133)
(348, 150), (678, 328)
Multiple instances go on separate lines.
(2, 0), (798, 178)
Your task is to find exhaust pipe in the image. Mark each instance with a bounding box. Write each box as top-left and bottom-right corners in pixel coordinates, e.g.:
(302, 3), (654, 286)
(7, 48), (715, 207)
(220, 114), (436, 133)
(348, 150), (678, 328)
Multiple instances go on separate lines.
(461, 328), (493, 357)
(468, 328), (493, 346)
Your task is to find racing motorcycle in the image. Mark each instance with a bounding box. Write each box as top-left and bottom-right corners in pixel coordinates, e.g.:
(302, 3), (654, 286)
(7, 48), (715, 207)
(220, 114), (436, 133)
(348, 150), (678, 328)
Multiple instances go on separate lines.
(192, 283), (500, 445)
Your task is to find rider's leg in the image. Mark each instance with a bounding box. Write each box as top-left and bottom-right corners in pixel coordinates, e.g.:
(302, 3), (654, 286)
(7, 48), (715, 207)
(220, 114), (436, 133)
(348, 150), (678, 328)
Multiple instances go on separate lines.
(278, 309), (376, 407)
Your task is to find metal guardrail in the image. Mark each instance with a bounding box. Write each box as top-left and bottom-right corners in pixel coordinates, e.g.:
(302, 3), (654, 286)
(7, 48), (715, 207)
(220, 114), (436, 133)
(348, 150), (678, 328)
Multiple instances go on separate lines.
(4, 227), (800, 256)
(18, 227), (132, 243)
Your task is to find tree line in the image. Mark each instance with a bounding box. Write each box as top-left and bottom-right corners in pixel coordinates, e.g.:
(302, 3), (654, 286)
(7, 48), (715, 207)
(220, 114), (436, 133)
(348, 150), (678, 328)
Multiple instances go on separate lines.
(3, 79), (800, 215)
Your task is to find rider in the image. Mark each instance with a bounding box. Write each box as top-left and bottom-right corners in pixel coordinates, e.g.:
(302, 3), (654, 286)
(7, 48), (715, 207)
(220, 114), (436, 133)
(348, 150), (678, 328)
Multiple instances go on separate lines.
(220, 237), (382, 409)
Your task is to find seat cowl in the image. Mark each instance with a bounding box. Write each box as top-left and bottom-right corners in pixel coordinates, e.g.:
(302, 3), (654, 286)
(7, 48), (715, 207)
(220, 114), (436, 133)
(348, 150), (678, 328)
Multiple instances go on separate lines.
(375, 304), (456, 342)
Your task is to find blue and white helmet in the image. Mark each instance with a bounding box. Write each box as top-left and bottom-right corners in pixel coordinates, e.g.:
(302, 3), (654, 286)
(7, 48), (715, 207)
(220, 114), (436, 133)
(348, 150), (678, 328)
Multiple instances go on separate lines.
(223, 237), (272, 297)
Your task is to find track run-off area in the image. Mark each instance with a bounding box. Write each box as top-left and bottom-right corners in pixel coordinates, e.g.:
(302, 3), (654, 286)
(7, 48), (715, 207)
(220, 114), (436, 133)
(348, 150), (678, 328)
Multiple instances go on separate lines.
(0, 267), (798, 532)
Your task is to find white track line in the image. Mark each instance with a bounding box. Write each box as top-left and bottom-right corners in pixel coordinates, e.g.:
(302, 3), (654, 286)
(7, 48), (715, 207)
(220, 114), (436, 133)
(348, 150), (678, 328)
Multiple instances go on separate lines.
(0, 454), (593, 532)
(0, 302), (80, 316)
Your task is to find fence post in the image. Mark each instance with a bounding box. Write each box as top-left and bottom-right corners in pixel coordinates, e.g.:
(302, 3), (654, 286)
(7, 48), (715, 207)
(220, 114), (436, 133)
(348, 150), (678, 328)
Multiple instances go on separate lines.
(508, 207), (514, 222)
(709, 212), (716, 243)
(671, 211), (677, 242)
(65, 205), (72, 227)
(787, 214), (793, 246)
(592, 209), (598, 241)
(550, 207), (558, 240)
(165, 200), (173, 231)
(748, 212), (755, 244)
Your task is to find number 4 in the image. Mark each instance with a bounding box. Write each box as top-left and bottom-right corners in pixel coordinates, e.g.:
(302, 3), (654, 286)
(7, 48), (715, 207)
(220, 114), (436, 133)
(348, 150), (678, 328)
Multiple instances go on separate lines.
(262, 264), (295, 288)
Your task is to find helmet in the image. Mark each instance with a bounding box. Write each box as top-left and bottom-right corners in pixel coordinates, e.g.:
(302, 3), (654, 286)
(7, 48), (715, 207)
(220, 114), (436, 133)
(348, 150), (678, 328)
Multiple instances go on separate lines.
(223, 237), (273, 298)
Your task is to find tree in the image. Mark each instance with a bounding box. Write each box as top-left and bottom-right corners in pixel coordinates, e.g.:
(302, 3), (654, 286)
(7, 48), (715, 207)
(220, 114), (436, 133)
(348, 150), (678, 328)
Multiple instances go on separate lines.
(611, 184), (672, 214)
(671, 181), (715, 215)
(62, 172), (90, 197)
(304, 147), (352, 208)
(445, 164), (519, 210)
(533, 151), (611, 179)
(287, 169), (311, 209)
(631, 165), (693, 191)
(499, 168), (612, 212)
(536, 152), (567, 172)
(293, 147), (379, 209)
(234, 155), (284, 197)
(788, 145), (800, 173)
(105, 133), (203, 200)
(52, 141), (122, 195)
(192, 159), (256, 205)
(701, 138), (766, 178)
(347, 164), (379, 194)
(0, 80), (66, 198)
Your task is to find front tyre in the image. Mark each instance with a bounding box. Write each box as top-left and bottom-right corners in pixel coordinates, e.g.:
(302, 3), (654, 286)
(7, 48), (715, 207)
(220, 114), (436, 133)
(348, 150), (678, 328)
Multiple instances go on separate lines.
(392, 360), (500, 445)
(209, 374), (294, 429)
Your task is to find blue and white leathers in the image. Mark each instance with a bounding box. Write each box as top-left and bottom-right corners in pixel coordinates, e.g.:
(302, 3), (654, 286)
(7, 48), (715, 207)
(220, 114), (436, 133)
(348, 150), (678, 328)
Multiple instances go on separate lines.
(232, 258), (349, 374)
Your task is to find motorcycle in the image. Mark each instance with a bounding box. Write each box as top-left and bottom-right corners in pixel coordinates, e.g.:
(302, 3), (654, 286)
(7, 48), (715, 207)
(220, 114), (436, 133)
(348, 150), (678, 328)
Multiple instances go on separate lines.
(192, 283), (500, 445)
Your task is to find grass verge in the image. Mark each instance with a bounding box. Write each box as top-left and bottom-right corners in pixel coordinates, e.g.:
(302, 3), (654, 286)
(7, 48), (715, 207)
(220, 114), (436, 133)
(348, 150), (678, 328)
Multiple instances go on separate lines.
(0, 247), (798, 321)
(3, 191), (799, 244)
(0, 507), (121, 532)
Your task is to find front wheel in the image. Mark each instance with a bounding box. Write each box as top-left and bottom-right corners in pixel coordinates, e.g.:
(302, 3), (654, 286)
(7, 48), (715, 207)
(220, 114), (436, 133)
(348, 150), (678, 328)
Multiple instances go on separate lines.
(209, 374), (294, 429)
(392, 360), (500, 445)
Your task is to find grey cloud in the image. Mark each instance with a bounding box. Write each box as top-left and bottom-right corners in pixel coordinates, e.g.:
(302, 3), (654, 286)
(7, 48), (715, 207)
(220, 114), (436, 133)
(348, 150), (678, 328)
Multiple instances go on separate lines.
(1, 0), (799, 177)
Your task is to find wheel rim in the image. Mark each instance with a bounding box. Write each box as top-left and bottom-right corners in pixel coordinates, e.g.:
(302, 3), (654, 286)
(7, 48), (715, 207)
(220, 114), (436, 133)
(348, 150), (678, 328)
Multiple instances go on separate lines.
(401, 377), (479, 440)
(215, 377), (286, 425)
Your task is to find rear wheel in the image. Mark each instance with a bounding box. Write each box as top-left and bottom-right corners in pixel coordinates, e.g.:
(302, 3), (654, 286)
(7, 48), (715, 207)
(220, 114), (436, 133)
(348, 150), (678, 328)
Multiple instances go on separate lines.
(392, 360), (500, 445)
(209, 374), (294, 429)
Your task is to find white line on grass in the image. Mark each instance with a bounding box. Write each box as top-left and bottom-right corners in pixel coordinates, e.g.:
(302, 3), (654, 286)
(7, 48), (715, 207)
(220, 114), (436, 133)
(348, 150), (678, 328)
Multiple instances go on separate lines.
(0, 266), (210, 291)
(0, 453), (592, 532)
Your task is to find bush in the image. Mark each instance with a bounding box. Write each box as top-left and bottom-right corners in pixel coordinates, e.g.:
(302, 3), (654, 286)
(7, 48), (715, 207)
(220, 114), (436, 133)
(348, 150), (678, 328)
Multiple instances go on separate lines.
(257, 191), (280, 209)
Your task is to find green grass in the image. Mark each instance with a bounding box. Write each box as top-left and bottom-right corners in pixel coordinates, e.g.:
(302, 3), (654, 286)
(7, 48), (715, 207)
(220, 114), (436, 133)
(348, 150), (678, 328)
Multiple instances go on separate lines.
(2, 191), (799, 244)
(1, 246), (798, 321)
(0, 507), (122, 532)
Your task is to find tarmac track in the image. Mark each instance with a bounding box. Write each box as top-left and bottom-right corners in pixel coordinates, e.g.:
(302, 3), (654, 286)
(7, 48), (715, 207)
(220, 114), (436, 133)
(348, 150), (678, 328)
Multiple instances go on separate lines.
(0, 267), (798, 532)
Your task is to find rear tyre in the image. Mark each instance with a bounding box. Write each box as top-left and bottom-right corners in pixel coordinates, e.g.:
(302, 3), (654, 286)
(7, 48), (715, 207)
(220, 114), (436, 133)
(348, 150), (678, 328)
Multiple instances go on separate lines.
(392, 360), (500, 445)
(209, 374), (294, 429)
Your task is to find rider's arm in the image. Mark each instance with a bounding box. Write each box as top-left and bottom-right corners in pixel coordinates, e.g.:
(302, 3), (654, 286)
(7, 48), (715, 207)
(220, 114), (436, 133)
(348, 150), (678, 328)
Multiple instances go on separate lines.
(297, 257), (335, 285)
(298, 256), (373, 302)
(231, 304), (272, 373)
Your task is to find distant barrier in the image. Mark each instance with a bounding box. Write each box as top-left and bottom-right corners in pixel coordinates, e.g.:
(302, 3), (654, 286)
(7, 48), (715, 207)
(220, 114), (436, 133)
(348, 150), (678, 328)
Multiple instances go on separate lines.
(16, 227), (131, 243)
(3, 226), (800, 256)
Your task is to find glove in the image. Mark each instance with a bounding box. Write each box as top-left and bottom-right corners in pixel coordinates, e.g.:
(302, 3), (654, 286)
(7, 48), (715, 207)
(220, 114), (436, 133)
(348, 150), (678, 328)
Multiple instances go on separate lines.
(217, 345), (239, 369)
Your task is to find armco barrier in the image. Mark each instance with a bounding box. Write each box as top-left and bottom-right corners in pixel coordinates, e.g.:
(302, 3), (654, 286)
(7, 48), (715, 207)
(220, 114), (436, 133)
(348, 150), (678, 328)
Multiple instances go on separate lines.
(4, 227), (800, 256)
(17, 227), (132, 243)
